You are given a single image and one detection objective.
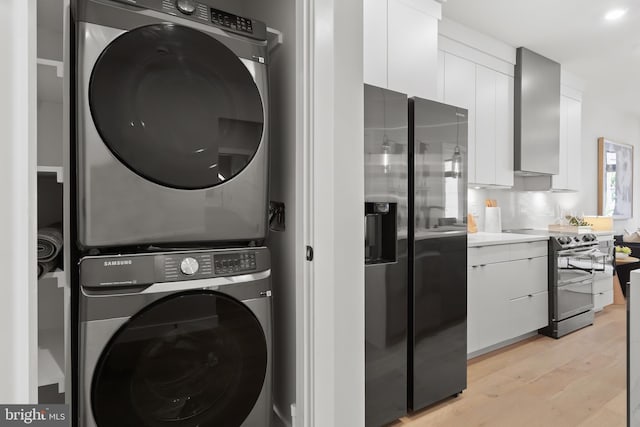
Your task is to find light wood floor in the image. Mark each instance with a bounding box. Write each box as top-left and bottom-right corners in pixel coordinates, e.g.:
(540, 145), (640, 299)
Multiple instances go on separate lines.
(399, 305), (626, 427)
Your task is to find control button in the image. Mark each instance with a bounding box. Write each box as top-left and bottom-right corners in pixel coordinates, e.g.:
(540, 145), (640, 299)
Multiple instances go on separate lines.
(180, 257), (199, 275)
(176, 0), (196, 15)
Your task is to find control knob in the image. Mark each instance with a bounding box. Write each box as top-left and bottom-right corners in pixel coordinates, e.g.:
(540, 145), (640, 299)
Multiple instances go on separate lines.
(180, 257), (199, 275)
(176, 0), (196, 15)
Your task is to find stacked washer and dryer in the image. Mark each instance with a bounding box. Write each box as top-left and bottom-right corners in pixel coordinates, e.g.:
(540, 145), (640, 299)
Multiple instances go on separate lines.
(72, 0), (273, 426)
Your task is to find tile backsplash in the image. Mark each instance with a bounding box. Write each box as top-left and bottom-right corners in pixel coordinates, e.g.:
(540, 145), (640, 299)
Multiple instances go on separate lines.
(468, 189), (581, 231)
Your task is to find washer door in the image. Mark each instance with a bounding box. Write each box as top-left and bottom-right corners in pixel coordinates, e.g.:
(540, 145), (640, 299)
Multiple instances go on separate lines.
(91, 291), (268, 427)
(89, 23), (265, 190)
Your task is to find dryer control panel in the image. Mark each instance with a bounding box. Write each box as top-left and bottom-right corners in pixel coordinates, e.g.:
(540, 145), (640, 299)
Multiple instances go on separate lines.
(109, 0), (267, 41)
(80, 247), (268, 288)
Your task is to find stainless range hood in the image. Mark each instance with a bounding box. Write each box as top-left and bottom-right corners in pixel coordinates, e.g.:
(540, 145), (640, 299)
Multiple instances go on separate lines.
(514, 47), (561, 180)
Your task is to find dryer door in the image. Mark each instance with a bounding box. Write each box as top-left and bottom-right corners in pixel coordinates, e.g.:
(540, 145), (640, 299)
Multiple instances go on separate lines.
(91, 291), (268, 427)
(89, 23), (265, 190)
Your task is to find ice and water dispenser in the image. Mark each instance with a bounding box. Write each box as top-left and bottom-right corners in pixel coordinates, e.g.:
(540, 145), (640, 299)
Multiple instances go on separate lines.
(364, 202), (397, 265)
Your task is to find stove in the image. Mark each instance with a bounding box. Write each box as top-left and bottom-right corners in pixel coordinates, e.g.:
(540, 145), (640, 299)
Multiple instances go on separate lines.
(504, 229), (598, 338)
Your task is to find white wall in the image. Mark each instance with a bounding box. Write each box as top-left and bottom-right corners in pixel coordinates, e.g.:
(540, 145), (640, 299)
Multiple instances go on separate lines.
(0, 0), (38, 403)
(578, 87), (640, 233)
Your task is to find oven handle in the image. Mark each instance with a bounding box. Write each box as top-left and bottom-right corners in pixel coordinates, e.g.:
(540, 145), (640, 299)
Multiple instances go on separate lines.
(557, 247), (598, 257)
(557, 274), (595, 286)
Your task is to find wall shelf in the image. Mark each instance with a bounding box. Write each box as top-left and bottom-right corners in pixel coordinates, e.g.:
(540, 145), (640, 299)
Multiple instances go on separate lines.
(37, 60), (63, 104)
(39, 268), (65, 288)
(37, 58), (63, 78)
(37, 166), (63, 183)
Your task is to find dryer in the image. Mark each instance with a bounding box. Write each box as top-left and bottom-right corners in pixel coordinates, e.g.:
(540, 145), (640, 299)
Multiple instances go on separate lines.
(74, 0), (270, 248)
(79, 247), (272, 427)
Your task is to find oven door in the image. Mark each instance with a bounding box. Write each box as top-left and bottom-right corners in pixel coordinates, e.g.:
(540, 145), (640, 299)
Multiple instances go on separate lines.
(557, 248), (596, 284)
(555, 279), (594, 321)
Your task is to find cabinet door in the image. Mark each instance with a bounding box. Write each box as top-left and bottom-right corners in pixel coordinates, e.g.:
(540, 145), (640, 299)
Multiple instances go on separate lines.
(388, 0), (438, 99)
(363, 0), (388, 88)
(506, 257), (548, 300)
(508, 291), (548, 338)
(566, 97), (582, 191)
(474, 65), (496, 185)
(494, 73), (514, 187)
(467, 263), (510, 353)
(552, 96), (569, 190)
(436, 50), (445, 102)
(443, 53), (476, 183)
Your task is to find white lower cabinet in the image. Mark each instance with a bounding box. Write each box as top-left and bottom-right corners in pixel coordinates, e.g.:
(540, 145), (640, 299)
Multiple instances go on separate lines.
(468, 264), (509, 353)
(468, 242), (548, 355)
(508, 291), (548, 338)
(594, 290), (614, 311)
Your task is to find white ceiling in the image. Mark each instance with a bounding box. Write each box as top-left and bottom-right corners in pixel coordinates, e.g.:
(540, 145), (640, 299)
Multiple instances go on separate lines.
(441, 0), (640, 116)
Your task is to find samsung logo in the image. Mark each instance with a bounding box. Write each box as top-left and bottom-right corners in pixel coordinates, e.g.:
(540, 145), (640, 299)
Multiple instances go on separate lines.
(104, 260), (132, 267)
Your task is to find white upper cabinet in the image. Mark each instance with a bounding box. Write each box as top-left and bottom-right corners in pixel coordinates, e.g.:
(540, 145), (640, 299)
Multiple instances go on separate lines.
(363, 0), (441, 99)
(440, 52), (513, 187)
(475, 65), (496, 185)
(494, 72), (514, 187)
(552, 94), (582, 191)
(363, 0), (387, 88)
(387, 0), (439, 99)
(442, 53), (476, 183)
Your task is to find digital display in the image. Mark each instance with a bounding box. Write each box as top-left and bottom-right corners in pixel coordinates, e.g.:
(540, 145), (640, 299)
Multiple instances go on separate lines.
(210, 8), (254, 34)
(214, 252), (256, 275)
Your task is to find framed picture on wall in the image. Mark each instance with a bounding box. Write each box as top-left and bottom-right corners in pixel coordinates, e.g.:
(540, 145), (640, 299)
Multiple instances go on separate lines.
(598, 137), (633, 219)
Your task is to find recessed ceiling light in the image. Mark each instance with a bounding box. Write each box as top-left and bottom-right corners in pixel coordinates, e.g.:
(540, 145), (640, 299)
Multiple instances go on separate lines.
(605, 8), (627, 21)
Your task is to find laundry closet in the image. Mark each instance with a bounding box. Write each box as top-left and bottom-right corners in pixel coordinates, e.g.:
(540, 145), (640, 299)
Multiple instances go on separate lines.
(33, 0), (299, 426)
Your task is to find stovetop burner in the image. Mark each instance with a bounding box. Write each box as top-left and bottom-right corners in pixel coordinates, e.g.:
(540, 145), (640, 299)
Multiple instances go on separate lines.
(552, 233), (599, 249)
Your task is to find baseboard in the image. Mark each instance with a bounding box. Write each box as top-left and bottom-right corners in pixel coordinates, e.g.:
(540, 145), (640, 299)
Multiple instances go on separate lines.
(467, 331), (539, 360)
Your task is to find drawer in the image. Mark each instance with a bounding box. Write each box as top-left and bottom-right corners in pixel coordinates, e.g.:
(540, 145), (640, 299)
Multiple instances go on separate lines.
(594, 289), (614, 312)
(507, 257), (548, 299)
(593, 277), (613, 295)
(508, 291), (548, 339)
(509, 241), (548, 260)
(468, 244), (511, 266)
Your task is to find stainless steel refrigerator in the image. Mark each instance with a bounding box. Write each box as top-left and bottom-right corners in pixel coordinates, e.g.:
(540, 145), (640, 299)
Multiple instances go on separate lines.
(364, 87), (468, 425)
(364, 85), (409, 426)
(408, 97), (468, 412)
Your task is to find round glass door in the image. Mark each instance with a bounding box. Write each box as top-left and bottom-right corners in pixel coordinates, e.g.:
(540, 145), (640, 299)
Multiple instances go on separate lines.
(89, 24), (265, 189)
(92, 291), (268, 427)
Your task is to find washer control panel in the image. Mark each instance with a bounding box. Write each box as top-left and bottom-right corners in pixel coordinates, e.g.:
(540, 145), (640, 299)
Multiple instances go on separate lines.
(214, 252), (257, 275)
(79, 248), (267, 288)
(163, 253), (212, 280)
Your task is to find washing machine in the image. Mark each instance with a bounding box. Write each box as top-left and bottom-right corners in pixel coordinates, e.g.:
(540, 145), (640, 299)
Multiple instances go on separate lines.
(78, 247), (272, 427)
(74, 0), (270, 249)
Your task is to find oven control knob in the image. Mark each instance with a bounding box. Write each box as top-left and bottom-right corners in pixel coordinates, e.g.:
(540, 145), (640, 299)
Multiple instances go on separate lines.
(176, 0), (196, 15)
(180, 257), (199, 275)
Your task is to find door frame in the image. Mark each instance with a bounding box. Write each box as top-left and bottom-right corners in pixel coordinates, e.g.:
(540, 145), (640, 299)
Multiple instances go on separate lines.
(295, 0), (365, 425)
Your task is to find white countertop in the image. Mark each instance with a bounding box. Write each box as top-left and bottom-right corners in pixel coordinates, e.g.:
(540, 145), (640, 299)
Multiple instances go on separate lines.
(467, 232), (548, 247)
